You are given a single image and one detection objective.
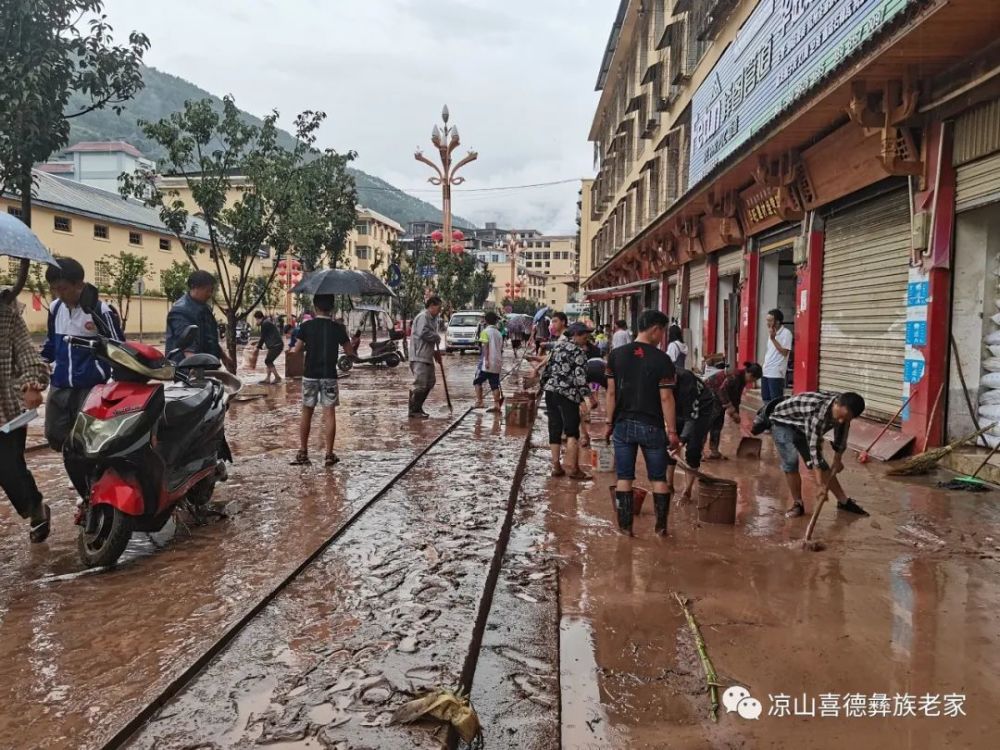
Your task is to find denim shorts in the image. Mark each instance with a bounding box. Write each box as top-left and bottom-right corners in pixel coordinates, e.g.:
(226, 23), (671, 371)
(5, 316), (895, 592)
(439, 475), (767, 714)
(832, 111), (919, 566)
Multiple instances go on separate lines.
(303, 378), (339, 408)
(771, 422), (828, 473)
(612, 418), (669, 482)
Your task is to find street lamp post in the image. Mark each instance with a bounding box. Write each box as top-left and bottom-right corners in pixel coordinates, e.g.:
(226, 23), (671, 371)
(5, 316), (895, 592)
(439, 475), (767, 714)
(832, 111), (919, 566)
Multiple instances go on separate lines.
(414, 106), (478, 252)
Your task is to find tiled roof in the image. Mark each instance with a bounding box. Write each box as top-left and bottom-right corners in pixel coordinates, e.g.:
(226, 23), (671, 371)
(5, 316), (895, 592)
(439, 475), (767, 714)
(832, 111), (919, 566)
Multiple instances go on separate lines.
(65, 141), (144, 158)
(36, 162), (75, 175)
(29, 170), (210, 242)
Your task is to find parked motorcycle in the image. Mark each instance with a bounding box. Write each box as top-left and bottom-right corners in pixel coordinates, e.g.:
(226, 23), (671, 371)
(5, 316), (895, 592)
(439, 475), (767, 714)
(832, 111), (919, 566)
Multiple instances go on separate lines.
(63, 317), (239, 567)
(337, 304), (404, 372)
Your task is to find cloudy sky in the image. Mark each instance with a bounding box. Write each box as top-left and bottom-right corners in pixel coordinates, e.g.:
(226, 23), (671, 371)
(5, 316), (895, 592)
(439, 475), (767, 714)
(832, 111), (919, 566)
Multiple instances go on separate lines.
(101, 0), (615, 234)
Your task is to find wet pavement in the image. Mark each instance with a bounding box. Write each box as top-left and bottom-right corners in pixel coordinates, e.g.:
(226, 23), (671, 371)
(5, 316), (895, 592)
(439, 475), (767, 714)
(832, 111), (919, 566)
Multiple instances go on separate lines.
(0, 354), (489, 749)
(550, 409), (1000, 749)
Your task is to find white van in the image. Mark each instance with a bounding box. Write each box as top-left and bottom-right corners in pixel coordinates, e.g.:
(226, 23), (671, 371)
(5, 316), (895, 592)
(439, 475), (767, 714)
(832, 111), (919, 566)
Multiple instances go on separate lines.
(446, 310), (485, 353)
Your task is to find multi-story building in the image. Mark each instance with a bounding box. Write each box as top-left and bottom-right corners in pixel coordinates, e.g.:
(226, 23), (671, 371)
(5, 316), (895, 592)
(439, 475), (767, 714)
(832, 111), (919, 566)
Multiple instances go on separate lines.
(520, 235), (578, 310)
(345, 208), (403, 272)
(2, 169), (210, 333)
(38, 141), (156, 195)
(583, 0), (1000, 451)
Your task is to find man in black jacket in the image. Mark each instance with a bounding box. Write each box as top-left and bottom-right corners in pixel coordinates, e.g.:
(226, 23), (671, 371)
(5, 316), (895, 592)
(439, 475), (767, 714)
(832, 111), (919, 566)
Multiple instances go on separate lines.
(165, 270), (234, 371)
(254, 310), (284, 385)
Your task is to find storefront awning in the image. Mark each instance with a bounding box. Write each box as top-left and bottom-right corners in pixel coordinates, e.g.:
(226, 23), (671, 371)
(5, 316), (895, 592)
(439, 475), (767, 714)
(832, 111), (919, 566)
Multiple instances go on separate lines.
(584, 278), (657, 302)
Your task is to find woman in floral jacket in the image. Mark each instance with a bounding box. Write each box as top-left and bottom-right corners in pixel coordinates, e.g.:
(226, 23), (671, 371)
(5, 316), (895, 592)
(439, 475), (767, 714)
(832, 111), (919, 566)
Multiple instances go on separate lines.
(542, 322), (593, 479)
(0, 300), (51, 542)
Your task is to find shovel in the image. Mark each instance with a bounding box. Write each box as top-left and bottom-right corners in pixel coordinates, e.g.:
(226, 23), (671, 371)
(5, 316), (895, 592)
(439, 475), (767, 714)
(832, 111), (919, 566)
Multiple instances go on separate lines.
(735, 435), (762, 459)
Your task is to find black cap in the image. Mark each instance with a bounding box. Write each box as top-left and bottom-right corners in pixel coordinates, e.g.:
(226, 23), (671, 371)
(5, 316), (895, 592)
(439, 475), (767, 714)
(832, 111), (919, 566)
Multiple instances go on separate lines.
(567, 322), (594, 337)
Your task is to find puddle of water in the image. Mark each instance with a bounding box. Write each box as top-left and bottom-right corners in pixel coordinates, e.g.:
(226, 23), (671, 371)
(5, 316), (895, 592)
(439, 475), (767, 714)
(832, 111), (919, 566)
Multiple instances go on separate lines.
(560, 616), (611, 749)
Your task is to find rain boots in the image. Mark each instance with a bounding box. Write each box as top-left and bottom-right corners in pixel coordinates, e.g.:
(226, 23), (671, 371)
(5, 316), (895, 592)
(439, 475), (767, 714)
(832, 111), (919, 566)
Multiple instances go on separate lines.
(654, 492), (671, 536)
(408, 391), (428, 419)
(615, 490), (633, 534)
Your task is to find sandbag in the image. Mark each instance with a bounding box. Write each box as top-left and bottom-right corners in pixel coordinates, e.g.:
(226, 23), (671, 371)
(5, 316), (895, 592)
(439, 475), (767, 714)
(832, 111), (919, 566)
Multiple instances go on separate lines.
(978, 403), (1000, 421)
(984, 357), (1000, 373)
(981, 372), (1000, 389)
(980, 389), (1000, 405)
(989, 345), (1000, 358)
(987, 330), (1000, 346)
(992, 312), (1000, 326)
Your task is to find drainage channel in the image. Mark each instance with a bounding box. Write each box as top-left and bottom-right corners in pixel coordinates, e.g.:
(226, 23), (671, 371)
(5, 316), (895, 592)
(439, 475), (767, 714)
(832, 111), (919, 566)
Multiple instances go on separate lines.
(106, 400), (538, 749)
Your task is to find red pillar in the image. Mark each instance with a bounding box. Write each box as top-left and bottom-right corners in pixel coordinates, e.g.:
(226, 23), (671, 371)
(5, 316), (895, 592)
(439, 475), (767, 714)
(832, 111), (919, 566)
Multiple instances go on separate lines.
(704, 256), (719, 356)
(738, 246), (760, 367)
(903, 122), (955, 450)
(659, 272), (670, 350)
(794, 227), (824, 393)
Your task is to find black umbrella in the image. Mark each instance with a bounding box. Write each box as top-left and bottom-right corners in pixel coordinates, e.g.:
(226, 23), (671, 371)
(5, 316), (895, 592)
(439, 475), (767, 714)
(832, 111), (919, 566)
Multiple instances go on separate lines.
(291, 269), (394, 297)
(0, 213), (59, 266)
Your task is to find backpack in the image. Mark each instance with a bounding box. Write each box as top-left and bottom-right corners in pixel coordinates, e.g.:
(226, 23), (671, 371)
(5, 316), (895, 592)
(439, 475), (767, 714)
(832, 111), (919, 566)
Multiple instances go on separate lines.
(751, 396), (788, 436)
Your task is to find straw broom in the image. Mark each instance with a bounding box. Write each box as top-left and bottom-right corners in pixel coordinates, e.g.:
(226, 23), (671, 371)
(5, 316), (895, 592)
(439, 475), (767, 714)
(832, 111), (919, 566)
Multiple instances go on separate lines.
(887, 423), (997, 476)
(673, 592), (720, 722)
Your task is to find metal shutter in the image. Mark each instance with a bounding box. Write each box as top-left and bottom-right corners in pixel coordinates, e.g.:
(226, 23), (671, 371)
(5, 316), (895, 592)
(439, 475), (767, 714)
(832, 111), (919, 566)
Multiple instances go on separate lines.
(688, 259), (707, 297)
(953, 97), (1000, 166)
(956, 152), (1000, 213)
(717, 248), (742, 277)
(819, 189), (910, 420)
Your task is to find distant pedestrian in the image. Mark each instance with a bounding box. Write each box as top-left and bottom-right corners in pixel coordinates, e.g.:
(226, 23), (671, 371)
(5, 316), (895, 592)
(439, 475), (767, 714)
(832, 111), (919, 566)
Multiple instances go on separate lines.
(534, 315), (550, 354)
(605, 309), (679, 535)
(611, 319), (632, 350)
(165, 270), (235, 371)
(769, 391), (869, 518)
(474, 311), (504, 412)
(409, 296), (443, 419)
(703, 362), (762, 459)
(670, 369), (714, 503)
(762, 308), (793, 402)
(1, 301), (51, 543)
(666, 324), (688, 370)
(288, 294), (355, 467)
(253, 310), (284, 385)
(594, 326), (609, 356)
(542, 322), (593, 480)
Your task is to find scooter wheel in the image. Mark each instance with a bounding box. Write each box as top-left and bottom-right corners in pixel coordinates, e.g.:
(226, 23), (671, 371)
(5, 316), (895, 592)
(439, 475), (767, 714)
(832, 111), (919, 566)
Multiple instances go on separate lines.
(78, 505), (133, 568)
(338, 356), (354, 372)
(385, 353), (401, 368)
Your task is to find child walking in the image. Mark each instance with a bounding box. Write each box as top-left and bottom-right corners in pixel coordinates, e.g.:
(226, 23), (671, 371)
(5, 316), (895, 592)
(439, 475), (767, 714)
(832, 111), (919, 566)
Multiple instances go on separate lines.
(474, 311), (504, 411)
(289, 295), (355, 467)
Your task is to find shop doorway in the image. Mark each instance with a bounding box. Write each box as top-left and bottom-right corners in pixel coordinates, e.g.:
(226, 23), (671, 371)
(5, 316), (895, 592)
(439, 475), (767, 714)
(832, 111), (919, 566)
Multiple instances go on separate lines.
(758, 247), (797, 387)
(717, 274), (739, 366)
(687, 296), (704, 370)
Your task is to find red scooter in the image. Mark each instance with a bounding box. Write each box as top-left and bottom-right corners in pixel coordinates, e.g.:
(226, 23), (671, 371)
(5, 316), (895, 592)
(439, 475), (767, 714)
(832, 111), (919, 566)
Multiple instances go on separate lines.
(64, 314), (239, 567)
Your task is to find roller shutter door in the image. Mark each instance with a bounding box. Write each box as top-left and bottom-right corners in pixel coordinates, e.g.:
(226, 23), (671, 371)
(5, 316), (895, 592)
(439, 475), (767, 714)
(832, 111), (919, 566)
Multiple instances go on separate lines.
(717, 248), (742, 277)
(956, 152), (1000, 213)
(819, 189), (910, 420)
(688, 259), (707, 298)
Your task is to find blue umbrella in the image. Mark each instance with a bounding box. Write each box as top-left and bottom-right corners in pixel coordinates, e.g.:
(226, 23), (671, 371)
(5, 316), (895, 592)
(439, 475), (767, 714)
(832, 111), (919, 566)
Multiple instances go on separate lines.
(532, 306), (551, 324)
(0, 213), (60, 266)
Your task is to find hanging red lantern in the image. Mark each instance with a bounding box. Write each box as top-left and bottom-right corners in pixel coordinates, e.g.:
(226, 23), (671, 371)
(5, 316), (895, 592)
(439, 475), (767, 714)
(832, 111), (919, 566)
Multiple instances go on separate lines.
(430, 230), (444, 242)
(450, 243), (464, 254)
(452, 230), (464, 242)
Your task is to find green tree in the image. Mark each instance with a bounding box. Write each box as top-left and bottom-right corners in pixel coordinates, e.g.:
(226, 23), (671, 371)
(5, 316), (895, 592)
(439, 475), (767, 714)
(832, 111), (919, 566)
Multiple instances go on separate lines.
(289, 152), (358, 271)
(470, 266), (495, 309)
(121, 96), (336, 367)
(100, 250), (150, 326)
(160, 259), (192, 302)
(432, 249), (481, 315)
(0, 0), (148, 234)
(503, 297), (539, 315)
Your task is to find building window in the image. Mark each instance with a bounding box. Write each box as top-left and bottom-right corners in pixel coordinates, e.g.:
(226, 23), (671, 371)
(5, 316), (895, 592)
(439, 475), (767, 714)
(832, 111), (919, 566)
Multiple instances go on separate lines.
(7, 206), (23, 219)
(94, 260), (111, 288)
(356, 246), (370, 260)
(129, 231), (142, 245)
(54, 216), (72, 233)
(356, 223), (369, 235)
(93, 224), (109, 240)
(544, 241), (551, 248)
(159, 238), (171, 252)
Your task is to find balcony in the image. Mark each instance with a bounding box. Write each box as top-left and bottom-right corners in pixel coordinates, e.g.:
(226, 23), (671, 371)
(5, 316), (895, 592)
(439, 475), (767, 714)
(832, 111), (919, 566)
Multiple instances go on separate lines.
(697, 0), (739, 42)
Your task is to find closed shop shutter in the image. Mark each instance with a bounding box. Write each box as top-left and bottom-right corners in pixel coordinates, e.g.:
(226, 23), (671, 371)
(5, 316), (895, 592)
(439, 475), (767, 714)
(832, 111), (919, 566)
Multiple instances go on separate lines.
(717, 248), (742, 277)
(819, 189), (910, 420)
(688, 259), (707, 298)
(953, 97), (1000, 166)
(956, 152), (1000, 213)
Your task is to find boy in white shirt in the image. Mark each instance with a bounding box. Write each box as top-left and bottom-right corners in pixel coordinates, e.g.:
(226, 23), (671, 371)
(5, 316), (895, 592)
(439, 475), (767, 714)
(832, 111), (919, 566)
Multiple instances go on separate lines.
(762, 308), (793, 402)
(474, 311), (504, 411)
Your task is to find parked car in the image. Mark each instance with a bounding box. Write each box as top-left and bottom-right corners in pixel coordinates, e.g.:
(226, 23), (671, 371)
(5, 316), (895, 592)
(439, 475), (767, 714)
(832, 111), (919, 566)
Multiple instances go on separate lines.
(445, 310), (485, 353)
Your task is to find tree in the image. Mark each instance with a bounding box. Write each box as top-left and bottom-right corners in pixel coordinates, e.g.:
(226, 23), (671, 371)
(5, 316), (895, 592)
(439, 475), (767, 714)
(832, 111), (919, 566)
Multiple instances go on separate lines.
(470, 266), (495, 309)
(289, 151), (358, 271)
(121, 96), (346, 367)
(99, 251), (150, 326)
(160, 260), (193, 303)
(432, 249), (481, 314)
(503, 297), (539, 315)
(0, 1), (148, 234)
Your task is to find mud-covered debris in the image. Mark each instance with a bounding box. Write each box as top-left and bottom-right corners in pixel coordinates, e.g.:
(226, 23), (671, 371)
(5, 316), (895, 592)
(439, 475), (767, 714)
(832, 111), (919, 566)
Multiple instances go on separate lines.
(390, 687), (483, 747)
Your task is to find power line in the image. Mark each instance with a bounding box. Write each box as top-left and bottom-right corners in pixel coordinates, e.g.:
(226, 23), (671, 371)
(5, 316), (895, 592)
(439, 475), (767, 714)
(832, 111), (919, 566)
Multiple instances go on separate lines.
(356, 178), (581, 195)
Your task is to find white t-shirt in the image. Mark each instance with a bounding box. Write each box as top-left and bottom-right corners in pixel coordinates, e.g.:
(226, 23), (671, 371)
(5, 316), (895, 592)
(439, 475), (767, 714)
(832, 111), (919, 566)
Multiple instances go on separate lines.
(478, 325), (504, 374)
(763, 326), (793, 379)
(611, 329), (632, 350)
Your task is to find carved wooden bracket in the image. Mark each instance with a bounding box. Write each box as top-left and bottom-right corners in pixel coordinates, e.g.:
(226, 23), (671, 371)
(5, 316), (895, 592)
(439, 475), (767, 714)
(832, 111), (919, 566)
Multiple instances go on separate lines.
(847, 78), (923, 176)
(754, 153), (806, 221)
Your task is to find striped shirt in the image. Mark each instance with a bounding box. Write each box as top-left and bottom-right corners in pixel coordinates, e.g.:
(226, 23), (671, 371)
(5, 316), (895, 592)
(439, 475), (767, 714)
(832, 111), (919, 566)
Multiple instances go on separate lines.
(770, 391), (850, 468)
(0, 301), (49, 424)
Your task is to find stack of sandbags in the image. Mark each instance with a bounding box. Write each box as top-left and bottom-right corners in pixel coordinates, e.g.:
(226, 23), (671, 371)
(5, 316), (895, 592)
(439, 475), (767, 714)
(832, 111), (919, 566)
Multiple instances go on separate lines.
(979, 326), (1000, 447)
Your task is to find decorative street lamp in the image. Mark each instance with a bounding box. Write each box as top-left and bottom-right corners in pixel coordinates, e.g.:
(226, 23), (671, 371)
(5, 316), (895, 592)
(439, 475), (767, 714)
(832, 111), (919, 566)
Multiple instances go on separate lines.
(505, 235), (525, 301)
(415, 106), (478, 256)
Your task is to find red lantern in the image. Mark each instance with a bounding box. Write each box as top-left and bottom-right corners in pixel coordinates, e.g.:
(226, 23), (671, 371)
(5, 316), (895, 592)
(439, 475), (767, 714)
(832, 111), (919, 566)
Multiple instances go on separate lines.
(430, 230), (444, 242)
(450, 243), (464, 254)
(452, 230), (464, 242)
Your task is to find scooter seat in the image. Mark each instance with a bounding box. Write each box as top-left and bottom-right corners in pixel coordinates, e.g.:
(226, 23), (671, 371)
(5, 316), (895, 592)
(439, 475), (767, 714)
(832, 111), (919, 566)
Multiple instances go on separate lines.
(177, 353), (221, 369)
(162, 386), (214, 428)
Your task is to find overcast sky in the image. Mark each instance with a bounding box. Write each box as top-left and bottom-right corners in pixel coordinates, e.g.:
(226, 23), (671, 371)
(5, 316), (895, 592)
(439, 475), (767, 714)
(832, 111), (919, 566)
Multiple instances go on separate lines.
(101, 0), (613, 234)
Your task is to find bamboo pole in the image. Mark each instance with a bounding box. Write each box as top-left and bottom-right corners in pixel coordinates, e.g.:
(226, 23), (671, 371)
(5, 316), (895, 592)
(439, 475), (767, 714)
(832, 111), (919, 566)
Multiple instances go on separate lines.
(673, 592), (719, 722)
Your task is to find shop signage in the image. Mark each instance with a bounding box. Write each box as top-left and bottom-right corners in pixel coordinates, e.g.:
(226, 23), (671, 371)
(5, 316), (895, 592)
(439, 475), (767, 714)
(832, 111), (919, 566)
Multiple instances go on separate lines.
(689, 0), (917, 188)
(740, 184), (784, 233)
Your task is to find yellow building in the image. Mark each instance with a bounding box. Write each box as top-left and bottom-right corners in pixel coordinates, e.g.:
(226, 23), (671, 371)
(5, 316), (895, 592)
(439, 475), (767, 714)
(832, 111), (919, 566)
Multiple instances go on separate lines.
(487, 257), (547, 309)
(344, 207), (403, 272)
(578, 179), (597, 282)
(519, 233), (578, 310)
(2, 170), (211, 334)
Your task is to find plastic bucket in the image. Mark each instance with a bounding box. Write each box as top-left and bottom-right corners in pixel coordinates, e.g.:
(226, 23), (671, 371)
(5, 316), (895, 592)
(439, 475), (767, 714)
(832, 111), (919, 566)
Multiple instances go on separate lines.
(696, 477), (737, 524)
(608, 485), (647, 516)
(591, 440), (615, 473)
(505, 398), (531, 427)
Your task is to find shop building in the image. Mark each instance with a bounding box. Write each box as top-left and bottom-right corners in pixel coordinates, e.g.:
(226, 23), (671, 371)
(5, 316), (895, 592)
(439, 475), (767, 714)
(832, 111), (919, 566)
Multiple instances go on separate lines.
(583, 0), (1000, 450)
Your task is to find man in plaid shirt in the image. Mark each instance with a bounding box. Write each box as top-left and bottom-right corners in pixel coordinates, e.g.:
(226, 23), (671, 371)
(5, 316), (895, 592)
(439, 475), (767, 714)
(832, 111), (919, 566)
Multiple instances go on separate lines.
(769, 390), (869, 517)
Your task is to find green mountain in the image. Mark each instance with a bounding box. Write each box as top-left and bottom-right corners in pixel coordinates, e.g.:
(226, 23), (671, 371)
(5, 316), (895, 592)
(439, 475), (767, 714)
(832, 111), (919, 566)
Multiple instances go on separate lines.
(65, 66), (473, 229)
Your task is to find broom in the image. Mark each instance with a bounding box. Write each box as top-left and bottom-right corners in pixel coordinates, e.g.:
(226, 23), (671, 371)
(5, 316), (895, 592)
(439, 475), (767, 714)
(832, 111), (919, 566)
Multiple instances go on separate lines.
(887, 423), (997, 476)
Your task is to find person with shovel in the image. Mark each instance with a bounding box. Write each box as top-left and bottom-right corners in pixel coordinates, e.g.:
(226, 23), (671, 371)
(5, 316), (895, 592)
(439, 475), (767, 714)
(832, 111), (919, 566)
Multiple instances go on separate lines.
(409, 296), (443, 419)
(703, 362), (762, 459)
(769, 391), (869, 518)
(605, 309), (680, 536)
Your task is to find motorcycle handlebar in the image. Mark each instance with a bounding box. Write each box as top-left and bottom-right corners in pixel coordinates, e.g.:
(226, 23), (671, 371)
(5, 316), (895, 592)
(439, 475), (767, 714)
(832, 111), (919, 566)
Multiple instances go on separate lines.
(64, 335), (99, 349)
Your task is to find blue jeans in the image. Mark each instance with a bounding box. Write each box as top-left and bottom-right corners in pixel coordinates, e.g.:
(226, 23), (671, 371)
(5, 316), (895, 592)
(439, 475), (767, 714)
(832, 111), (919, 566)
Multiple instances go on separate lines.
(761, 377), (786, 403)
(772, 422), (829, 473)
(613, 419), (669, 482)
